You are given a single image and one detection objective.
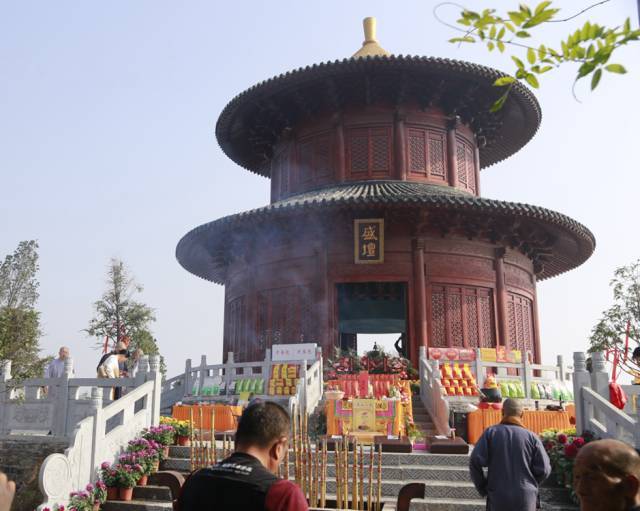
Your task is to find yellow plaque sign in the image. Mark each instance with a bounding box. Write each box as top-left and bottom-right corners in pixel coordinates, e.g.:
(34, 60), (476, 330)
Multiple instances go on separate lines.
(352, 398), (377, 433)
(354, 218), (384, 264)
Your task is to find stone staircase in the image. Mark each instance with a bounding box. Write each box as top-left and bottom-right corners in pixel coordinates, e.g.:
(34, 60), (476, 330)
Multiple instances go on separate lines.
(411, 397), (437, 439)
(102, 480), (173, 511)
(160, 444), (577, 511)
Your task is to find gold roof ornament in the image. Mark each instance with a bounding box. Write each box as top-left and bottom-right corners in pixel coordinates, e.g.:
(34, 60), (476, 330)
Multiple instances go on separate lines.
(352, 17), (391, 58)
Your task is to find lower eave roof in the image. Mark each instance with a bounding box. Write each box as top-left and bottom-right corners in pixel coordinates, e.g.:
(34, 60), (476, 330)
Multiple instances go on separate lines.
(176, 180), (595, 284)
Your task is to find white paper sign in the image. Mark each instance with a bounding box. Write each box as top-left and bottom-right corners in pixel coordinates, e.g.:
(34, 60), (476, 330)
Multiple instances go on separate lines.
(271, 343), (318, 362)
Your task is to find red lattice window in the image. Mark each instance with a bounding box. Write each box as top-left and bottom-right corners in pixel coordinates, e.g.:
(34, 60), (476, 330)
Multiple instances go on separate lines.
(298, 141), (314, 184)
(346, 126), (392, 178)
(455, 138), (477, 193)
(430, 285), (496, 349)
(506, 292), (536, 358)
(465, 145), (476, 193)
(408, 129), (427, 175)
(257, 286), (314, 355)
(430, 290), (446, 347)
(315, 135), (333, 179)
(428, 132), (446, 180)
(225, 296), (246, 361)
(276, 152), (289, 196)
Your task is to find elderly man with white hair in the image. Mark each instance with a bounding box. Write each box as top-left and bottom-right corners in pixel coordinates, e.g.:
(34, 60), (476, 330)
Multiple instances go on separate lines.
(469, 398), (551, 511)
(46, 346), (73, 378)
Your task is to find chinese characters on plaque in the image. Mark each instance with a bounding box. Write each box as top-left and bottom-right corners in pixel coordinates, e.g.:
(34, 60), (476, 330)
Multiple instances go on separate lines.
(354, 218), (384, 264)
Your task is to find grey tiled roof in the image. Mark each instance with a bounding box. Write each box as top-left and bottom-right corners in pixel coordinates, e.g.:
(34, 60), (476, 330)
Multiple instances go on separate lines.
(216, 55), (541, 176)
(176, 180), (594, 284)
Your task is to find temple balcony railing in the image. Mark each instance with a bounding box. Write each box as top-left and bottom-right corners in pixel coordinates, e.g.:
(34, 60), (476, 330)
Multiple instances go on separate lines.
(573, 351), (640, 447)
(427, 348), (573, 402)
(419, 346), (451, 436)
(161, 347), (323, 415)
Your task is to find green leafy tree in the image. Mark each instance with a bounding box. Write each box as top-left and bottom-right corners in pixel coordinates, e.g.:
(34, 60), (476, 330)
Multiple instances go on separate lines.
(86, 259), (164, 374)
(436, 1), (640, 110)
(0, 240), (49, 379)
(589, 259), (640, 354)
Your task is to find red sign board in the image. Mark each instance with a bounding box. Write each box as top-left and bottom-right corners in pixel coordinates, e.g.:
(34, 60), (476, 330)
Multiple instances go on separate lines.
(428, 347), (476, 361)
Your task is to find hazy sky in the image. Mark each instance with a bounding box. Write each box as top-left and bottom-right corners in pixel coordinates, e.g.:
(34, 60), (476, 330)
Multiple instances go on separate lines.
(1, 1), (639, 378)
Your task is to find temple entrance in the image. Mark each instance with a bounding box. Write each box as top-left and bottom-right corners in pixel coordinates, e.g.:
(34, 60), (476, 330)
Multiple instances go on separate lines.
(337, 282), (408, 357)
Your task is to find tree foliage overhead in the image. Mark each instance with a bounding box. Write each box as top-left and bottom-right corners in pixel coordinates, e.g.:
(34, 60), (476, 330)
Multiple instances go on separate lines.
(86, 258), (156, 348)
(436, 1), (640, 110)
(0, 240), (48, 379)
(0, 240), (40, 309)
(589, 259), (640, 354)
(86, 258), (165, 374)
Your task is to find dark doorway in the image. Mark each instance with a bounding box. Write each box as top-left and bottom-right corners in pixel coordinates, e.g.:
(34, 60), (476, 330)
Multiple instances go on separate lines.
(337, 282), (408, 356)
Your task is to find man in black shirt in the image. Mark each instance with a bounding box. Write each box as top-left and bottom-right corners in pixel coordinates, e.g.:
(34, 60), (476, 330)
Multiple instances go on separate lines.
(178, 401), (307, 511)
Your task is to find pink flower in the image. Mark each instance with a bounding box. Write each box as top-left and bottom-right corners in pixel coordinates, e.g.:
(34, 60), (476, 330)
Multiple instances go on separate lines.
(573, 437), (586, 448)
(557, 433), (568, 444)
(97, 481), (106, 490)
(85, 483), (94, 492)
(101, 461), (111, 469)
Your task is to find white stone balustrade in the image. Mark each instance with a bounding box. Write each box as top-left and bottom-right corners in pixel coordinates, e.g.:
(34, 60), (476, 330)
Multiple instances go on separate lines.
(573, 351), (640, 448)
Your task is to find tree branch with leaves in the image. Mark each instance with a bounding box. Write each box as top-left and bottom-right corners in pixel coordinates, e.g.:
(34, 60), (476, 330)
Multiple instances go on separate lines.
(435, 1), (640, 110)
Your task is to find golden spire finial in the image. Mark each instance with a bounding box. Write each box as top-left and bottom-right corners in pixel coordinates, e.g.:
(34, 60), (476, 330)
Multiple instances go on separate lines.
(352, 17), (391, 58)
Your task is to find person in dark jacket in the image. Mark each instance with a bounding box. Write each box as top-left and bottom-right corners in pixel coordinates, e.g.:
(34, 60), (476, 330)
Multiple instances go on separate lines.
(574, 438), (640, 511)
(469, 398), (551, 511)
(178, 401), (307, 511)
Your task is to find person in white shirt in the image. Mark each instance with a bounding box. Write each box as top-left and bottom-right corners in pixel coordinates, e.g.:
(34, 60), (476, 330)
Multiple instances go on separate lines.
(97, 344), (129, 399)
(46, 346), (73, 378)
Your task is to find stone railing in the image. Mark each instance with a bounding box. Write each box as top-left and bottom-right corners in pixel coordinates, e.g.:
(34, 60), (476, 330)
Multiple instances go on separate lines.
(36, 355), (162, 509)
(431, 349), (573, 400)
(573, 351), (640, 447)
(161, 348), (323, 413)
(419, 347), (450, 436)
(296, 357), (324, 415)
(0, 358), (147, 437)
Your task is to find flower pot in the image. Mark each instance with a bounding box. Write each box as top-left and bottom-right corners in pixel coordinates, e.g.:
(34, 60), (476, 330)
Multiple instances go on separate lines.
(162, 445), (170, 457)
(177, 435), (191, 446)
(118, 487), (134, 501)
(137, 474), (148, 486)
(106, 486), (118, 501)
(152, 459), (160, 472)
(93, 503), (101, 511)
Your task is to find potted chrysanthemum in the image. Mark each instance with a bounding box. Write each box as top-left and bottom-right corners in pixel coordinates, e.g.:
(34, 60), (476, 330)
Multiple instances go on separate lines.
(99, 462), (119, 501)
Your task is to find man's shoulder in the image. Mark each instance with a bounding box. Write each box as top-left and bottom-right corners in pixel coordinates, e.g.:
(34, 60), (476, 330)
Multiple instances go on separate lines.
(266, 479), (308, 511)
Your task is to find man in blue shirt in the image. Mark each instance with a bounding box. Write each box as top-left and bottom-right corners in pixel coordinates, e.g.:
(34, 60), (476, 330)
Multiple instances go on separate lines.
(469, 398), (551, 510)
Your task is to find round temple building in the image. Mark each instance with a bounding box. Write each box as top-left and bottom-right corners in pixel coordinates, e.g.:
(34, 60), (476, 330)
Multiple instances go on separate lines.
(176, 19), (595, 365)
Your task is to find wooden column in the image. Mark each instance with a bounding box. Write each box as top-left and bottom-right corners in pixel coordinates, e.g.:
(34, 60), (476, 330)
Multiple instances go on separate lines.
(474, 145), (481, 196)
(394, 111), (407, 180)
(494, 248), (510, 348)
(531, 276), (543, 364)
(334, 116), (346, 182)
(413, 239), (428, 355)
(446, 118), (459, 188)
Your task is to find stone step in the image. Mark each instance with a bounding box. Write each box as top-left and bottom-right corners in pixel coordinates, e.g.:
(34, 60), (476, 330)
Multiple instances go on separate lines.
(407, 498), (485, 511)
(102, 501), (173, 511)
(164, 451), (472, 470)
(326, 465), (471, 482)
(132, 485), (173, 501)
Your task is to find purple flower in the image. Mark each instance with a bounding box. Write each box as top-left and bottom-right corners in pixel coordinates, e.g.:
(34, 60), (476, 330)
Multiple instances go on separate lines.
(85, 483), (94, 492)
(101, 461), (110, 469)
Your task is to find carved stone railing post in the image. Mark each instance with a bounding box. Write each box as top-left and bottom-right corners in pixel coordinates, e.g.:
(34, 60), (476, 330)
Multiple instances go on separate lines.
(198, 355), (207, 398)
(184, 358), (192, 397)
(591, 351), (609, 425)
(54, 359), (73, 436)
(135, 355), (149, 387)
(573, 352), (591, 434)
(557, 355), (565, 381)
(148, 355), (161, 426)
(523, 353), (532, 399)
(0, 360), (11, 435)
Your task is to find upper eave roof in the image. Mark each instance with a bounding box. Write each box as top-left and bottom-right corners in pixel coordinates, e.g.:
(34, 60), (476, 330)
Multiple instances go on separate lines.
(176, 180), (594, 284)
(215, 55), (541, 176)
